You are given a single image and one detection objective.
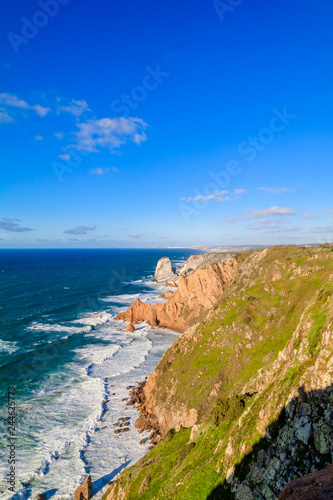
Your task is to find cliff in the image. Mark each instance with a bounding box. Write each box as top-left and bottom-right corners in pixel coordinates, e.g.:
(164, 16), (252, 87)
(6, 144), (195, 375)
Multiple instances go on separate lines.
(104, 244), (333, 500)
(116, 257), (238, 332)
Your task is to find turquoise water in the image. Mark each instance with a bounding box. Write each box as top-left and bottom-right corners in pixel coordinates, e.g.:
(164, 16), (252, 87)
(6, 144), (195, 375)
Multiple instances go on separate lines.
(0, 249), (199, 499)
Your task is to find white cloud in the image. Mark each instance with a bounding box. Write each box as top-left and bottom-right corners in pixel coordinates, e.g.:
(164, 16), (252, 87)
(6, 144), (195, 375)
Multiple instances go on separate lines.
(64, 225), (96, 235)
(90, 167), (109, 175)
(54, 132), (64, 139)
(303, 213), (319, 220)
(0, 109), (13, 123)
(0, 219), (34, 232)
(58, 99), (90, 117)
(251, 206), (296, 218)
(310, 225), (333, 234)
(258, 187), (295, 194)
(73, 117), (148, 152)
(0, 93), (50, 116)
(234, 188), (246, 195)
(325, 209), (333, 214)
(58, 154), (70, 161)
(35, 135), (43, 141)
(181, 190), (229, 203)
(223, 217), (237, 223)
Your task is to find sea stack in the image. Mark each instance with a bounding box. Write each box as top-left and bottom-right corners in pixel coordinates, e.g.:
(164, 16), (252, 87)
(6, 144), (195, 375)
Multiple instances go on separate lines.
(151, 257), (179, 284)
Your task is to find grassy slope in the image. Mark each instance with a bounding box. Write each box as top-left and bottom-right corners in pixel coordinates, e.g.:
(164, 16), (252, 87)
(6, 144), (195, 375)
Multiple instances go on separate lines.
(103, 245), (333, 500)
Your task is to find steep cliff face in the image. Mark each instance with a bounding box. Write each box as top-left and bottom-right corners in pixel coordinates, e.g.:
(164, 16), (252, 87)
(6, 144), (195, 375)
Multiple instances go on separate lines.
(104, 245), (333, 500)
(116, 258), (238, 332)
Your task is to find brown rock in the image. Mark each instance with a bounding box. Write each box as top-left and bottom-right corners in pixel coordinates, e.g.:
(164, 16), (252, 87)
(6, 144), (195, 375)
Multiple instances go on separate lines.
(126, 322), (136, 333)
(139, 438), (146, 445)
(116, 258), (238, 332)
(119, 417), (130, 422)
(114, 429), (121, 434)
(74, 475), (93, 500)
(279, 464), (333, 499)
(37, 495), (46, 500)
(122, 427), (130, 432)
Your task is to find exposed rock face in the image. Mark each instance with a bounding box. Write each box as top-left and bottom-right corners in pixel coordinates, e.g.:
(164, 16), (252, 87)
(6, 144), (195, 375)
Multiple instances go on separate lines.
(151, 257), (179, 284)
(116, 257), (238, 332)
(74, 475), (93, 500)
(178, 252), (234, 276)
(234, 388), (333, 499)
(36, 495), (46, 500)
(125, 322), (135, 333)
(279, 464), (333, 499)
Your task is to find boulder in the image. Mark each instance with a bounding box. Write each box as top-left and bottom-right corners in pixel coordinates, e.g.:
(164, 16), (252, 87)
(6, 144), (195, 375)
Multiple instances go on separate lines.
(279, 464), (333, 499)
(151, 257), (179, 284)
(126, 322), (136, 333)
(74, 475), (93, 500)
(37, 495), (46, 500)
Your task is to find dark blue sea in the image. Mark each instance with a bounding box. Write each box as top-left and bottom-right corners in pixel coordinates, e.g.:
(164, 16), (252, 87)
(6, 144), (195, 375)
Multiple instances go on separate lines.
(0, 249), (200, 499)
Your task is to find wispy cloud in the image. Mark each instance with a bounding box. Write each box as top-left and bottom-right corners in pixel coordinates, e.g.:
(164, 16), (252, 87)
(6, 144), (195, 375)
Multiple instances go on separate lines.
(35, 135), (43, 141)
(90, 167), (109, 175)
(303, 212), (319, 220)
(58, 154), (71, 161)
(310, 225), (333, 234)
(223, 217), (237, 223)
(64, 225), (96, 235)
(127, 234), (146, 238)
(0, 109), (14, 123)
(0, 93), (50, 117)
(73, 117), (148, 152)
(258, 187), (295, 194)
(181, 190), (229, 203)
(58, 99), (90, 117)
(54, 132), (64, 139)
(0, 219), (34, 232)
(234, 188), (246, 195)
(325, 209), (333, 214)
(250, 206), (295, 218)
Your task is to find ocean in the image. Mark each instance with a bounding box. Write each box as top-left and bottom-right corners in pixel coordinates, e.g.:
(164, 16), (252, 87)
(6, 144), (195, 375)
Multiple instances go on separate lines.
(0, 248), (201, 499)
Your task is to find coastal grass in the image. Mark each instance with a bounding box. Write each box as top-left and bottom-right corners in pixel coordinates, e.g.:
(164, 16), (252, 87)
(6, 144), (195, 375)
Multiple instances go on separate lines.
(104, 245), (333, 499)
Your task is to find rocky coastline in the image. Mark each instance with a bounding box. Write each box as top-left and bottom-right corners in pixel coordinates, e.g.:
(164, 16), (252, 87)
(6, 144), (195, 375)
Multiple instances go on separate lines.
(75, 246), (333, 500)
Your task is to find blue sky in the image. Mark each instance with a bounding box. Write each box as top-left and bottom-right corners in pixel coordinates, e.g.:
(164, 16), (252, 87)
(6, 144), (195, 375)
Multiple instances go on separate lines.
(1, 0), (333, 248)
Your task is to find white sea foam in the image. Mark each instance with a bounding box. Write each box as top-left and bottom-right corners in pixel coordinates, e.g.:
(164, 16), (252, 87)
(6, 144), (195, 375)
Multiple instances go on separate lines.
(0, 339), (18, 354)
(27, 322), (91, 334)
(73, 311), (113, 327)
(1, 279), (179, 499)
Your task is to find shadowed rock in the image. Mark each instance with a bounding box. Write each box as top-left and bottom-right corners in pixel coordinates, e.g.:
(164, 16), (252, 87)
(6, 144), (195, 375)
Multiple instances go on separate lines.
(74, 475), (93, 500)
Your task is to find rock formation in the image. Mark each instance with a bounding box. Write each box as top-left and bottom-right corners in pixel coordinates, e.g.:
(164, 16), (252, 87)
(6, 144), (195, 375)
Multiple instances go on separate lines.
(125, 322), (135, 333)
(105, 244), (333, 500)
(178, 252), (234, 276)
(151, 256), (179, 284)
(116, 257), (238, 332)
(74, 475), (93, 500)
(36, 495), (46, 500)
(279, 464), (333, 499)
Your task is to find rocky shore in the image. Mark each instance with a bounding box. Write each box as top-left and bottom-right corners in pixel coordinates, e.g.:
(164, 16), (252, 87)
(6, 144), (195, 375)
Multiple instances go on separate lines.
(102, 245), (333, 500)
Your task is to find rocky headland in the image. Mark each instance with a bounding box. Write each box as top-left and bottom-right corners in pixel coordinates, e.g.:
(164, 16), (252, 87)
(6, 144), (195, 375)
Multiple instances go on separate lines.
(102, 245), (333, 500)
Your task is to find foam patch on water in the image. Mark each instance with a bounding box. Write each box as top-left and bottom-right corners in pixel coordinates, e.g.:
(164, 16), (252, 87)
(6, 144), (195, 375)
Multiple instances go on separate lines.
(0, 339), (18, 354)
(73, 311), (113, 327)
(27, 322), (91, 334)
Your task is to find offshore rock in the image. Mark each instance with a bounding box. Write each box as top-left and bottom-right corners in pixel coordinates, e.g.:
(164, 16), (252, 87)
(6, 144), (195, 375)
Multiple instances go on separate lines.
(125, 322), (136, 333)
(74, 475), (93, 500)
(151, 257), (179, 284)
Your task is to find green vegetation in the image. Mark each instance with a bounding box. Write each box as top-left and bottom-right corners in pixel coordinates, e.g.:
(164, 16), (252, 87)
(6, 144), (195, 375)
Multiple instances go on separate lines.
(103, 244), (333, 500)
